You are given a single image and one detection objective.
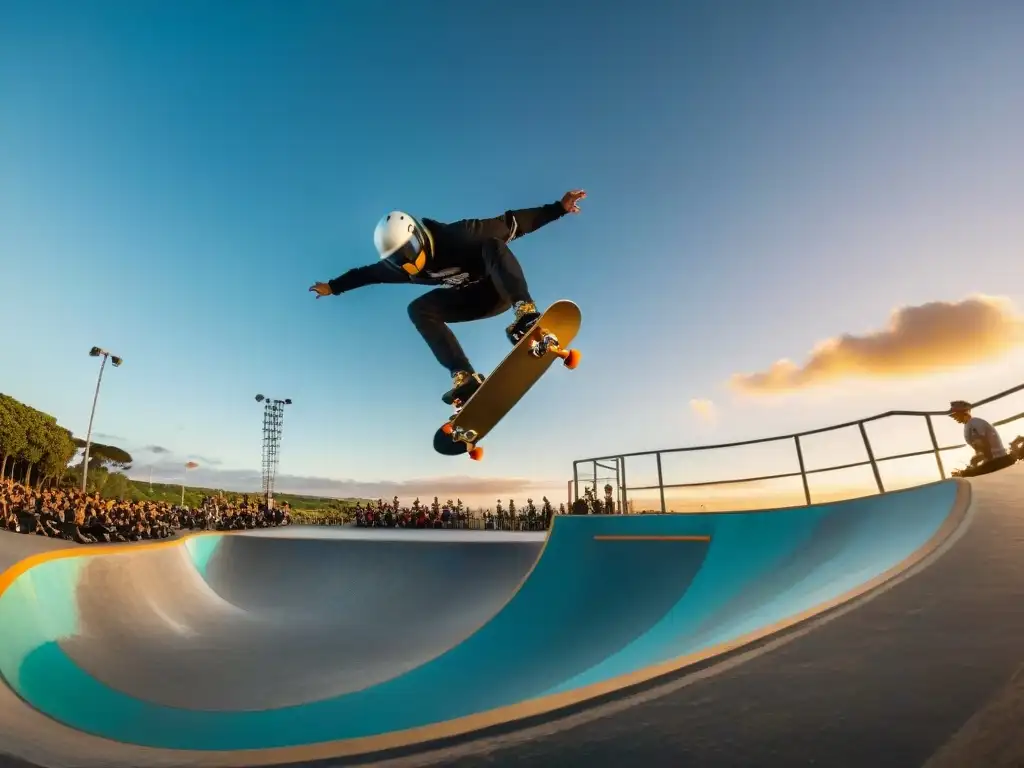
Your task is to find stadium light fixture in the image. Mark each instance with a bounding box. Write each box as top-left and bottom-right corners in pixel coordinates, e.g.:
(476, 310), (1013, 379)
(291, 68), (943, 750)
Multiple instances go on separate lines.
(255, 394), (292, 510)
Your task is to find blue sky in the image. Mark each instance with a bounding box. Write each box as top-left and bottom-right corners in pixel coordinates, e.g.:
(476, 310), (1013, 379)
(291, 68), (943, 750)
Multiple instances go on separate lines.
(1, 0), (1022, 507)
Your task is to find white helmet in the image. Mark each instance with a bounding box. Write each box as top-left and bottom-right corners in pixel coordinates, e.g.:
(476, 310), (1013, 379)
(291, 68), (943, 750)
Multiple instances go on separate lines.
(374, 210), (431, 276)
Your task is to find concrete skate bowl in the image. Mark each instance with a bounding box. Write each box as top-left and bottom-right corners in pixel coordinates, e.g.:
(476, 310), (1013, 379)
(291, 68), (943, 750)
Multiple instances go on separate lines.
(0, 479), (970, 767)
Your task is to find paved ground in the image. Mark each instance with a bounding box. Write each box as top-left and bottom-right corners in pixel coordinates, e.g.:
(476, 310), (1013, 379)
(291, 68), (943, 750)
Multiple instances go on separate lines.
(0, 532), (75, 570)
(0, 468), (1020, 768)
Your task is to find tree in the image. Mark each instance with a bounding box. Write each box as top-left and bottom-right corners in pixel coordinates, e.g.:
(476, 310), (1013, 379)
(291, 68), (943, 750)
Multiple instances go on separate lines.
(88, 465), (111, 494)
(37, 426), (77, 488)
(73, 438), (133, 471)
(508, 499), (517, 517)
(17, 407), (49, 487)
(0, 395), (89, 487)
(0, 394), (28, 480)
(526, 498), (537, 517)
(103, 471), (133, 500)
(0, 395), (128, 492)
(541, 497), (553, 517)
(431, 496), (440, 516)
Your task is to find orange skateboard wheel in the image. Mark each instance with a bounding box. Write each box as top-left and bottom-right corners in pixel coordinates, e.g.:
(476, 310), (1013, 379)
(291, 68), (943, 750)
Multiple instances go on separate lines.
(562, 348), (581, 369)
(468, 446), (484, 461)
(441, 422), (454, 435)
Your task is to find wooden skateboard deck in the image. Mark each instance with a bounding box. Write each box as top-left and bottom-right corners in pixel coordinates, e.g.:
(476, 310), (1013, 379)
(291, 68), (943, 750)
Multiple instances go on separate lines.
(434, 299), (582, 460)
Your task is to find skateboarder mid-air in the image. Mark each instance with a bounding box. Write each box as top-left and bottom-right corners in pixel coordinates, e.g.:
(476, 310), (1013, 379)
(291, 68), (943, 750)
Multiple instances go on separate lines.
(309, 189), (586, 406)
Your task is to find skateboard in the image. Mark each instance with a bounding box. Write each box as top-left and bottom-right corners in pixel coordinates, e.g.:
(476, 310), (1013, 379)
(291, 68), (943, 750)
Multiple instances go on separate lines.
(433, 299), (582, 461)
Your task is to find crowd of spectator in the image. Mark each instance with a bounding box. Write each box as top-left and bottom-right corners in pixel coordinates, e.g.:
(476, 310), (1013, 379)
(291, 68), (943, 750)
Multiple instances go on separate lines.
(1, 477), (290, 545)
(1, 473), (620, 547)
(348, 489), (617, 531)
(8, 434), (1020, 547)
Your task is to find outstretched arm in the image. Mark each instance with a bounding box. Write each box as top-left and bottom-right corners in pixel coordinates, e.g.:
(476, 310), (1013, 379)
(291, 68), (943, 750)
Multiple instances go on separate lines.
(448, 189), (586, 243)
(309, 261), (409, 298)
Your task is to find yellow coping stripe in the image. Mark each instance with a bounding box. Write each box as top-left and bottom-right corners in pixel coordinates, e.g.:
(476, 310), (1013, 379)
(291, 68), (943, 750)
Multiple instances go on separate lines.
(0, 531), (225, 599)
(0, 480), (973, 767)
(593, 535), (711, 542)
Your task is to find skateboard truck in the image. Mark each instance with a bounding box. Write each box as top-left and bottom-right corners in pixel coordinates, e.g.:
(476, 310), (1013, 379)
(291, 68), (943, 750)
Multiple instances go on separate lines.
(529, 330), (581, 369)
(440, 422), (484, 460)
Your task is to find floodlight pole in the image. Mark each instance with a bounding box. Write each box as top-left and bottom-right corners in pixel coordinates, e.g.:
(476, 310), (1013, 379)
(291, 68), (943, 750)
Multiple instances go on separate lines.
(82, 347), (122, 492)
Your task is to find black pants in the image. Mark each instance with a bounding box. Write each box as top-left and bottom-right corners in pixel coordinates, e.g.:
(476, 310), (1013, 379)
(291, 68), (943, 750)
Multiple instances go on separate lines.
(408, 238), (534, 374)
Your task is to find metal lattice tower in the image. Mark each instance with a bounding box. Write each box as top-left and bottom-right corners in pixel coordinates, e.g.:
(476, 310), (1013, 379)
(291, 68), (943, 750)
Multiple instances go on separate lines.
(255, 395), (291, 508)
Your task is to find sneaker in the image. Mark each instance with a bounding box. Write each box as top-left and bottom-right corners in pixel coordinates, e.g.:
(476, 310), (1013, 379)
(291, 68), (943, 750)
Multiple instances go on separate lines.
(505, 301), (541, 345)
(442, 370), (485, 406)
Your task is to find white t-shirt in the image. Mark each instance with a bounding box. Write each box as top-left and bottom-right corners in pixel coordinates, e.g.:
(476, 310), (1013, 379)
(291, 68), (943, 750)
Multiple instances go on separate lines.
(964, 417), (1006, 459)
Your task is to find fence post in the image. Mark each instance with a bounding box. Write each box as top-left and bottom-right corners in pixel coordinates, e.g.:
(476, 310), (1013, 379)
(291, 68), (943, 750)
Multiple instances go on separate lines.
(924, 414), (946, 479)
(656, 451), (666, 514)
(619, 455), (628, 514)
(858, 422), (885, 494)
(614, 457), (622, 514)
(572, 461), (579, 503)
(793, 436), (812, 506)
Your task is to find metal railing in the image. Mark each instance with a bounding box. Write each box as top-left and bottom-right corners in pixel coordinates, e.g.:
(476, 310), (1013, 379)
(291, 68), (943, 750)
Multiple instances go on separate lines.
(572, 382), (1024, 514)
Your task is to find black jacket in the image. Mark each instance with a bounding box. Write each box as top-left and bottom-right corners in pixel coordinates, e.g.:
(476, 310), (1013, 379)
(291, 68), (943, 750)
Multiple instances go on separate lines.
(327, 201), (566, 294)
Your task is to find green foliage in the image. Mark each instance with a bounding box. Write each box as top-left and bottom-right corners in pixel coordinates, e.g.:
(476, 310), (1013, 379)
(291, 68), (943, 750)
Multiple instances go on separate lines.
(0, 395), (29, 469)
(126, 480), (366, 515)
(73, 438), (133, 470)
(270, 491), (364, 515)
(0, 393), (94, 487)
(130, 480), (207, 508)
(38, 427), (77, 484)
(102, 471), (134, 500)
